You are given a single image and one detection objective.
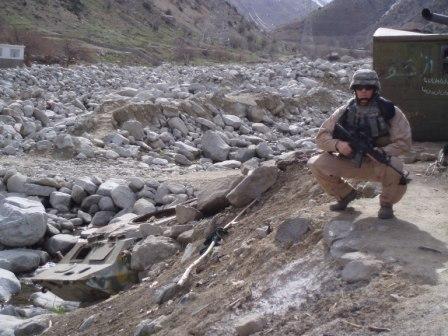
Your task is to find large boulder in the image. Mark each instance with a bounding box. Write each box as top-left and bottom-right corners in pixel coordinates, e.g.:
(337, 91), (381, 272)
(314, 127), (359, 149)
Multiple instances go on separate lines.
(30, 291), (79, 311)
(175, 205), (202, 224)
(91, 211), (115, 227)
(44, 234), (78, 256)
(235, 313), (267, 336)
(6, 173), (27, 193)
(0, 249), (43, 273)
(168, 117), (188, 136)
(111, 185), (136, 209)
(226, 166), (279, 207)
(0, 197), (47, 247)
(71, 185), (87, 204)
(197, 175), (244, 215)
(222, 114), (242, 129)
(49, 191), (72, 211)
(174, 141), (201, 161)
(133, 199), (156, 216)
(122, 120), (145, 141)
(201, 131), (230, 162)
(97, 179), (124, 197)
(23, 183), (56, 197)
(133, 316), (167, 336)
(275, 217), (311, 246)
(247, 106), (266, 123)
(0, 315), (23, 336)
(14, 316), (51, 336)
(131, 236), (180, 271)
(0, 268), (21, 303)
(73, 177), (98, 195)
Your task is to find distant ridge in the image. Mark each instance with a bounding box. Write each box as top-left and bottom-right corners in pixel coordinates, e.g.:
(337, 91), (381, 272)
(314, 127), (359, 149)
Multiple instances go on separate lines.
(227, 0), (334, 30)
(275, 0), (448, 50)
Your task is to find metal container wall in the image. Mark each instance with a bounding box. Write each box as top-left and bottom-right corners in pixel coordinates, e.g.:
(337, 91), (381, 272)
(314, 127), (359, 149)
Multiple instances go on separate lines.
(373, 28), (448, 141)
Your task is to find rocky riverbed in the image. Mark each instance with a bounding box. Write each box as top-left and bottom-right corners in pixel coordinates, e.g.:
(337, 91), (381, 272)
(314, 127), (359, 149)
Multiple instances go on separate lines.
(0, 55), (374, 335)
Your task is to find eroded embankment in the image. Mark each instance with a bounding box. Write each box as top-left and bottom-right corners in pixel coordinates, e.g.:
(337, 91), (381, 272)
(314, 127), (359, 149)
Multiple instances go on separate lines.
(44, 160), (448, 336)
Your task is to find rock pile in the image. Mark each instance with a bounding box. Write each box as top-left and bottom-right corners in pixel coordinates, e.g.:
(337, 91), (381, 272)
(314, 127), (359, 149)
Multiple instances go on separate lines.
(0, 160), (279, 309)
(0, 57), (371, 172)
(0, 169), (195, 306)
(0, 55), (374, 335)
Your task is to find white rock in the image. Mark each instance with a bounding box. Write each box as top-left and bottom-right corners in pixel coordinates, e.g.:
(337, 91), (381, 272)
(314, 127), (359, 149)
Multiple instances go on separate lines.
(6, 173), (27, 193)
(0, 197), (47, 247)
(0, 269), (21, 303)
(30, 291), (78, 311)
(222, 114), (241, 129)
(213, 160), (242, 169)
(49, 191), (72, 211)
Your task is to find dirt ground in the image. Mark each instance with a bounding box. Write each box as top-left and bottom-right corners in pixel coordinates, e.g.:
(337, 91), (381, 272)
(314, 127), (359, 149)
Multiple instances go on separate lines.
(37, 142), (448, 336)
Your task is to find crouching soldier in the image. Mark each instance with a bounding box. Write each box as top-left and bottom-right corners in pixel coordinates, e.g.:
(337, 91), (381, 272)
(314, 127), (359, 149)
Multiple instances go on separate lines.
(307, 69), (412, 219)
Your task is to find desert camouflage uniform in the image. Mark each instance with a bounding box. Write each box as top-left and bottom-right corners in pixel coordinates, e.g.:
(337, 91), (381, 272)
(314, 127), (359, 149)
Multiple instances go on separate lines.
(307, 69), (412, 206)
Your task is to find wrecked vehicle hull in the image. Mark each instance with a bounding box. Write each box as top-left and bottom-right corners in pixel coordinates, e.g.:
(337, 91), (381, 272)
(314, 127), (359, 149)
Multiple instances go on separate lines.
(31, 237), (140, 302)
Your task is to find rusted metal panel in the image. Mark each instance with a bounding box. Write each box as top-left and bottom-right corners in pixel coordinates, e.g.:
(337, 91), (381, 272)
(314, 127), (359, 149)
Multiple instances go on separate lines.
(373, 28), (448, 141)
(31, 237), (140, 302)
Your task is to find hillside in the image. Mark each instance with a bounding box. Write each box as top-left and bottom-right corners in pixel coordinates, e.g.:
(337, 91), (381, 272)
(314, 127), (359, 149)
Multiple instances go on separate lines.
(33, 159), (448, 336)
(275, 0), (448, 51)
(226, 0), (327, 30)
(0, 0), (271, 65)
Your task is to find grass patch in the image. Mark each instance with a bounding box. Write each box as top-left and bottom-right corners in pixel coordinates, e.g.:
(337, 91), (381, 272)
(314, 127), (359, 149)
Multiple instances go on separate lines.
(0, 13), (34, 29)
(50, 305), (67, 315)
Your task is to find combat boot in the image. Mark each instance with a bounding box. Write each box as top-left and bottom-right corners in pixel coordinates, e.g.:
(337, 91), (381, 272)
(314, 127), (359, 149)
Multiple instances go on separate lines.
(378, 204), (394, 219)
(329, 189), (357, 211)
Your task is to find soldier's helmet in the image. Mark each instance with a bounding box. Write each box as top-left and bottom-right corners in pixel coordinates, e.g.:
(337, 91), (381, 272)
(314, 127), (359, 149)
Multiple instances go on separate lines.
(349, 69), (381, 92)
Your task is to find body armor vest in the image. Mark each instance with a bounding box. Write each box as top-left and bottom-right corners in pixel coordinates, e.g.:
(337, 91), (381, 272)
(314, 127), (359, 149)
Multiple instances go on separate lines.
(338, 96), (395, 147)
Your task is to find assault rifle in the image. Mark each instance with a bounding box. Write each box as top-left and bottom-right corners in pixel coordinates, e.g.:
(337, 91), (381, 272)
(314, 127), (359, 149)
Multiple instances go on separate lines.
(333, 123), (410, 185)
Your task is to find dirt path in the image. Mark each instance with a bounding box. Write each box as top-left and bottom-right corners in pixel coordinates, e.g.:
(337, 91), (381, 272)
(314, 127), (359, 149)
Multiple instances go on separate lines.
(295, 163), (448, 336)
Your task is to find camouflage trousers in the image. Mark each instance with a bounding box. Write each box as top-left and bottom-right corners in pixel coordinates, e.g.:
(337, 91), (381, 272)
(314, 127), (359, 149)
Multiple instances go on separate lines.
(307, 152), (407, 205)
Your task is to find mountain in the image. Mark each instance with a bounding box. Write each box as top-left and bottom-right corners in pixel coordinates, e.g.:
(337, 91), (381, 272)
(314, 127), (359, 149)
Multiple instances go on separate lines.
(275, 0), (448, 51)
(227, 0), (333, 30)
(377, 0), (448, 33)
(0, 0), (271, 65)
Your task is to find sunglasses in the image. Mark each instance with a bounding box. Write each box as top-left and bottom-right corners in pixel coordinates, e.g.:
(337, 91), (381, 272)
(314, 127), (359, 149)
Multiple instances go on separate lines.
(353, 85), (375, 91)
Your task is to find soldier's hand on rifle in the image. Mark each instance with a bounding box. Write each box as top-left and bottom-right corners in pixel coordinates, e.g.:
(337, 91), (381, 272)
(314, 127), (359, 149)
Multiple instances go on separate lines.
(336, 141), (352, 156)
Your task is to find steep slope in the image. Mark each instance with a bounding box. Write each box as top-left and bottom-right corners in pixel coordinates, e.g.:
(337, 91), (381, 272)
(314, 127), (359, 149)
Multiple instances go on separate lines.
(41, 159), (448, 336)
(377, 0), (448, 33)
(227, 0), (322, 30)
(275, 0), (396, 49)
(0, 0), (269, 64)
(275, 0), (448, 50)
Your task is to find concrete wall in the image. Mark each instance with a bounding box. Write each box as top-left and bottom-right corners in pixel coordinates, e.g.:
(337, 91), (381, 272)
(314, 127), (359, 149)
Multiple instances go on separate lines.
(0, 44), (25, 61)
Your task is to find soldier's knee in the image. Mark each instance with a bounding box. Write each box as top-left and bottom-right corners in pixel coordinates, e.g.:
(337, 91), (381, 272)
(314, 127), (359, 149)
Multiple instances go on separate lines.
(307, 155), (318, 171)
(307, 154), (325, 173)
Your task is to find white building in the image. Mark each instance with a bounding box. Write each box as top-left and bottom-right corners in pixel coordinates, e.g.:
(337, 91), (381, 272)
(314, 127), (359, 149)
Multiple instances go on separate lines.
(0, 44), (25, 68)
